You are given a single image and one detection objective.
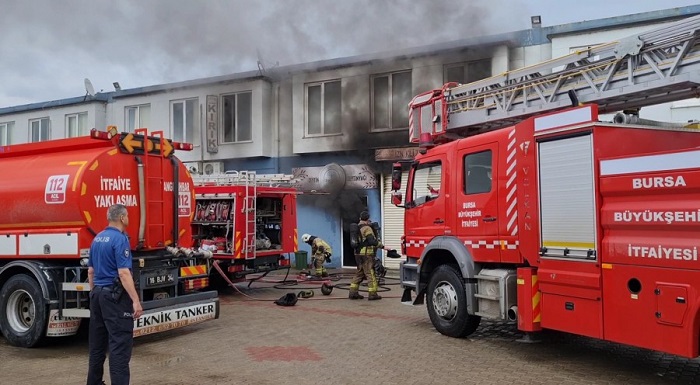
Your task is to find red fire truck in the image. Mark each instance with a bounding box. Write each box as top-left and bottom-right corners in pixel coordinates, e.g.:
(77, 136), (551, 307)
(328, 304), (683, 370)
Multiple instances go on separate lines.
(0, 127), (219, 348)
(190, 171), (298, 284)
(393, 14), (700, 357)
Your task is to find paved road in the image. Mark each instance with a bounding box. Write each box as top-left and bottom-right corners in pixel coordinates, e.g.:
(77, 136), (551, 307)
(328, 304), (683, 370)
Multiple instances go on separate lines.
(1, 270), (699, 385)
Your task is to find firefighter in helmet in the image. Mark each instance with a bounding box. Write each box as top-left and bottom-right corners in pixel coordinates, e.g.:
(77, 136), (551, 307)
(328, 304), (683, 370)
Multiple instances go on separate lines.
(301, 233), (331, 277)
(349, 211), (386, 300)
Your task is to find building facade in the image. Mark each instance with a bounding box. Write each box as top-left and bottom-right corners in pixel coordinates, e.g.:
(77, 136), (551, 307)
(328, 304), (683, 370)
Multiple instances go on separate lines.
(2, 5), (699, 269)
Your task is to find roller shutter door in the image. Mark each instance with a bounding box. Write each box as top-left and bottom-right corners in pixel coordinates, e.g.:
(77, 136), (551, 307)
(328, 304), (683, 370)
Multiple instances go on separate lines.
(381, 172), (408, 270)
(538, 134), (596, 258)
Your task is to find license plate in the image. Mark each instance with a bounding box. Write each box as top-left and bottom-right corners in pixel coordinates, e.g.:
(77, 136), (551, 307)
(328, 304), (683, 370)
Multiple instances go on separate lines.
(146, 273), (175, 287)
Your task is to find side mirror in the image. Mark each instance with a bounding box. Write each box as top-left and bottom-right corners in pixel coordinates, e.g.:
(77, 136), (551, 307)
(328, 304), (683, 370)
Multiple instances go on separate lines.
(391, 191), (403, 206)
(391, 162), (402, 191)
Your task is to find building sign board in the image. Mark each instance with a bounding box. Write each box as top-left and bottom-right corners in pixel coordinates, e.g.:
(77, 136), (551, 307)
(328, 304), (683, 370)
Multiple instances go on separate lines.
(375, 147), (420, 162)
(206, 95), (218, 153)
(292, 164), (377, 193)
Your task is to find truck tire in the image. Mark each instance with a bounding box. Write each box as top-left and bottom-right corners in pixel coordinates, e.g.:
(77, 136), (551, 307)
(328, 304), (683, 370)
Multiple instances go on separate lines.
(426, 264), (480, 338)
(0, 274), (48, 348)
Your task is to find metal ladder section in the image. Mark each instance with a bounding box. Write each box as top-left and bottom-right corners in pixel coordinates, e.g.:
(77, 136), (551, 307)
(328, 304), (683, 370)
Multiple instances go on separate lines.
(240, 170), (258, 260)
(191, 171), (295, 188)
(136, 128), (167, 247)
(60, 267), (90, 318)
(443, 13), (700, 135)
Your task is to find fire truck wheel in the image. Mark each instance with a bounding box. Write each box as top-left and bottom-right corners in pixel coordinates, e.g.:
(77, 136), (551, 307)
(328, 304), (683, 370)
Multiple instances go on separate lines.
(0, 274), (48, 348)
(426, 264), (481, 338)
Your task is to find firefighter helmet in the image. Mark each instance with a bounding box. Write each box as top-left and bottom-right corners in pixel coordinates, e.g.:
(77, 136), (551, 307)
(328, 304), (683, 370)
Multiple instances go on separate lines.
(301, 233), (311, 243)
(360, 211), (370, 221)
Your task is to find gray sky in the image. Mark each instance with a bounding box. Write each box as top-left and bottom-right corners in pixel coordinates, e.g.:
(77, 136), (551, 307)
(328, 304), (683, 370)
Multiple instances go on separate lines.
(1, 0), (699, 108)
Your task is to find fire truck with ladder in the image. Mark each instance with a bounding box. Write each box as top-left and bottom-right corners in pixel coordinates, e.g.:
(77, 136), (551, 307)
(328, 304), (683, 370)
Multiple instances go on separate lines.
(0, 127), (219, 348)
(189, 170), (298, 284)
(393, 14), (700, 358)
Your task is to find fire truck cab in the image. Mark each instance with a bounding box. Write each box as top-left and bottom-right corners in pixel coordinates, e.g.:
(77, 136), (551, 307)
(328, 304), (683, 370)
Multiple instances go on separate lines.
(394, 13), (700, 358)
(395, 104), (700, 357)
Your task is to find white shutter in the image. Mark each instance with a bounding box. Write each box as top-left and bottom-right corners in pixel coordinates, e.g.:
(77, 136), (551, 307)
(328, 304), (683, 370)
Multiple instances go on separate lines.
(381, 172), (409, 269)
(538, 134), (596, 258)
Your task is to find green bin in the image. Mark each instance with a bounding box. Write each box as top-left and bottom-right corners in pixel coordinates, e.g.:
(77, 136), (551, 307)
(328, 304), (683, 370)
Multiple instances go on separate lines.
(295, 251), (308, 270)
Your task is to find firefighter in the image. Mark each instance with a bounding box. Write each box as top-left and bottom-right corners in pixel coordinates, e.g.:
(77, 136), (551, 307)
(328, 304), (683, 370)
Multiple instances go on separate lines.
(349, 211), (387, 301)
(301, 233), (331, 277)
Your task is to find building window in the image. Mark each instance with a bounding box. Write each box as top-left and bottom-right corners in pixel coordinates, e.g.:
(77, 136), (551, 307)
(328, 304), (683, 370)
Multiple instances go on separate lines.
(171, 98), (198, 144)
(371, 71), (411, 131)
(0, 122), (14, 145)
(464, 150), (492, 195)
(29, 118), (50, 143)
(444, 59), (491, 85)
(222, 92), (252, 143)
(125, 104), (151, 132)
(66, 112), (88, 138)
(306, 80), (341, 136)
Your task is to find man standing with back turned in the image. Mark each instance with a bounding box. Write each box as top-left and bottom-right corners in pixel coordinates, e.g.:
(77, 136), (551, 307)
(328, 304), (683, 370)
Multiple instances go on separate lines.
(349, 211), (387, 301)
(86, 204), (143, 385)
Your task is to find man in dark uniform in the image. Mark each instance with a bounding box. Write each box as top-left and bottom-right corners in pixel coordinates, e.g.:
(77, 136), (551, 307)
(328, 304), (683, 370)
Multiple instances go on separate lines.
(349, 211), (387, 301)
(86, 204), (143, 385)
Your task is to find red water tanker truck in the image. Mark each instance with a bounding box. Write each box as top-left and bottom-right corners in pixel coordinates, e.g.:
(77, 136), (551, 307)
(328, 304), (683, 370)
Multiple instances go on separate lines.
(0, 127), (219, 348)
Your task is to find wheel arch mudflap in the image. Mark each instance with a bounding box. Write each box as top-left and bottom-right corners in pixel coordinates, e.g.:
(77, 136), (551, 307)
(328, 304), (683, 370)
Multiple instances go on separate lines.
(0, 261), (61, 304)
(418, 236), (478, 314)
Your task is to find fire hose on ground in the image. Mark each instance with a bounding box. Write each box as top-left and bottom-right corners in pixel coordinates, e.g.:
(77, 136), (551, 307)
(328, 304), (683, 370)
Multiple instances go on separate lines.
(210, 260), (403, 304)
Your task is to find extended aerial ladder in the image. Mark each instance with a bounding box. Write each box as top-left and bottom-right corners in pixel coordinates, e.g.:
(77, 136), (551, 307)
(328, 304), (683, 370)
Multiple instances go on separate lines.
(410, 13), (700, 142)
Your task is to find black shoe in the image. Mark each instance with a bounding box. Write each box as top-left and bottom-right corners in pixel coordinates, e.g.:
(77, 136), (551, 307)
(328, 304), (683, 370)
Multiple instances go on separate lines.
(368, 293), (382, 301)
(348, 292), (364, 300)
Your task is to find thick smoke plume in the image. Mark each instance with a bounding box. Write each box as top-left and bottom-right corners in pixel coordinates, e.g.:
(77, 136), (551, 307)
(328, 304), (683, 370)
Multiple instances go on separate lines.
(0, 0), (526, 107)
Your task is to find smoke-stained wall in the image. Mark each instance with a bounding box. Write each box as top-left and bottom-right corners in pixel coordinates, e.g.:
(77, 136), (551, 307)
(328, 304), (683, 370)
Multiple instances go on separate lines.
(296, 188), (381, 268)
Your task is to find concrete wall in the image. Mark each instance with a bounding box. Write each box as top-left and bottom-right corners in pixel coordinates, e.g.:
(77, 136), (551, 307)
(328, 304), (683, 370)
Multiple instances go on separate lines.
(107, 79), (273, 163)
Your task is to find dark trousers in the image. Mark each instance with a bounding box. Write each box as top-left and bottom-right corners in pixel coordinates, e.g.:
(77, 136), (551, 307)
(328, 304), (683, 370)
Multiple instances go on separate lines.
(86, 286), (134, 385)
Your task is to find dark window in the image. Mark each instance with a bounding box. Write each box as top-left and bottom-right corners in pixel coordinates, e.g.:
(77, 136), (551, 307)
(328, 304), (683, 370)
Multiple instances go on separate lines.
(222, 92), (252, 142)
(464, 150), (492, 194)
(445, 59), (491, 84)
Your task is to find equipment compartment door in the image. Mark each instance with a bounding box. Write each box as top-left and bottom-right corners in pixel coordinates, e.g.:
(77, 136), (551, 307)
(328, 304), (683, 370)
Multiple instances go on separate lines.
(538, 134), (597, 258)
(536, 133), (603, 338)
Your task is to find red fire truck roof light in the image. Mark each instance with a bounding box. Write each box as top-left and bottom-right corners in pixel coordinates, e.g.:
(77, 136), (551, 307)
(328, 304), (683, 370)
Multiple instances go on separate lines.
(418, 132), (435, 154)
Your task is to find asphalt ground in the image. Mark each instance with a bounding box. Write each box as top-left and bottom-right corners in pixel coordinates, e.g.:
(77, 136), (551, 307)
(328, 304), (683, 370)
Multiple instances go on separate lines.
(1, 268), (700, 385)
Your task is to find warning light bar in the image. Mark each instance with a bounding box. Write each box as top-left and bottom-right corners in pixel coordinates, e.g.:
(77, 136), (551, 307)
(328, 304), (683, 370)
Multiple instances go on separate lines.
(173, 142), (194, 151)
(89, 126), (194, 154)
(90, 129), (112, 140)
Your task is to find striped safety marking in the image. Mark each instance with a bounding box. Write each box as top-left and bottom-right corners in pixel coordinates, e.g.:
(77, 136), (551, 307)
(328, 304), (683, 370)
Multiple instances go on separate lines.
(464, 240), (520, 250)
(235, 231), (242, 258)
(294, 228), (298, 252)
(180, 265), (207, 277)
(532, 275), (541, 323)
(506, 128), (518, 237)
(184, 278), (209, 290)
(406, 239), (427, 247)
(408, 102), (414, 141)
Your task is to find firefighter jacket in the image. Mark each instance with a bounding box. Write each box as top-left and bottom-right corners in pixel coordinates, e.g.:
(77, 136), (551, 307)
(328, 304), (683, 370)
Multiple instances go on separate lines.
(358, 220), (382, 256)
(311, 237), (332, 257)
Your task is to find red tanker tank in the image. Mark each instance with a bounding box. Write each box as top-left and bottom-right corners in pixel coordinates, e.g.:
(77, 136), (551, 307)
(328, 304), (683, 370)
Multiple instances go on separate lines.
(0, 129), (194, 258)
(0, 128), (218, 349)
